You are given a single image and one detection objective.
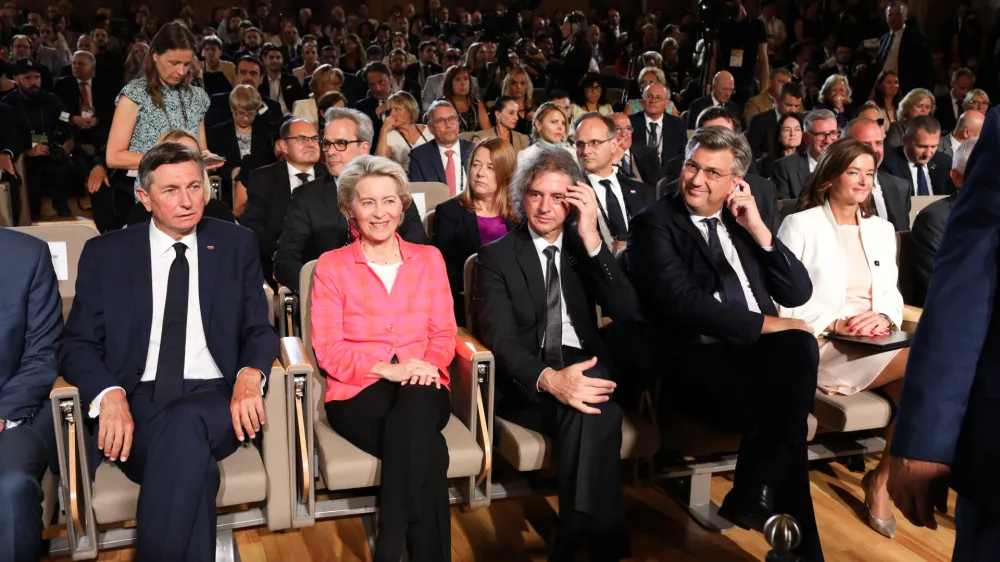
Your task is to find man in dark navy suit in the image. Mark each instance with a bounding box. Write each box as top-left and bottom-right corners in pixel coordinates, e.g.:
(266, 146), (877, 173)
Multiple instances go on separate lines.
(889, 107), (1000, 562)
(408, 101), (474, 194)
(881, 115), (955, 196)
(60, 143), (279, 562)
(0, 229), (62, 562)
(627, 83), (687, 175)
(685, 71), (742, 130)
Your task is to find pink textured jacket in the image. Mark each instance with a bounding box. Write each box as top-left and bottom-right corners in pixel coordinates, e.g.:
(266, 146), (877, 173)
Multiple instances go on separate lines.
(311, 234), (457, 402)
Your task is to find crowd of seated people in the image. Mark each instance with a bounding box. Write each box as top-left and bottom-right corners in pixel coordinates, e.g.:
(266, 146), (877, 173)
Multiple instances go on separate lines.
(1, 0), (997, 560)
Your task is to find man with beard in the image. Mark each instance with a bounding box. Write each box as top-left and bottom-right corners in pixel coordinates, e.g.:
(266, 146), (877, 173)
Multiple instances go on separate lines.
(0, 58), (76, 218)
(234, 26), (264, 61)
(8, 34), (54, 89)
(387, 49), (421, 106)
(355, 61), (394, 147)
(260, 44), (305, 115)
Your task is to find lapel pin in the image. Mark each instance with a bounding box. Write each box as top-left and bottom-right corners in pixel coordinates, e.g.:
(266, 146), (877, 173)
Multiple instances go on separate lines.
(629, 189), (636, 194)
(874, 260), (879, 266)
(207, 246), (215, 251)
(568, 257), (578, 266)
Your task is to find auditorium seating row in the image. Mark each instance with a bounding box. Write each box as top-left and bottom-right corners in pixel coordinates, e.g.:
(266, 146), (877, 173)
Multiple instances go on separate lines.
(11, 186), (932, 560)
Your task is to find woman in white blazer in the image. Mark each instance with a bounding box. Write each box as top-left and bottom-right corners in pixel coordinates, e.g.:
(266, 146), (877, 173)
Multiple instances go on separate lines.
(777, 138), (908, 540)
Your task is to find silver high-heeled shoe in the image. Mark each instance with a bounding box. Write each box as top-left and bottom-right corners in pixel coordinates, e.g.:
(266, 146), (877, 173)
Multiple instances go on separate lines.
(861, 471), (897, 539)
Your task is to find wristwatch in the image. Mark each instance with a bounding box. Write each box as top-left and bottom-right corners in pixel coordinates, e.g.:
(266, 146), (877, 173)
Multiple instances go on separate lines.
(878, 313), (899, 332)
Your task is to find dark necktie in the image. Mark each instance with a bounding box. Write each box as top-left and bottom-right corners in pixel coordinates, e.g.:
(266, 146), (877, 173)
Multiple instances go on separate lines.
(880, 32), (894, 60)
(648, 122), (659, 150)
(702, 218), (749, 310)
(153, 243), (189, 404)
(955, 99), (962, 119)
(295, 172), (311, 186)
(621, 153), (633, 177)
(542, 246), (563, 370)
(599, 179), (628, 240)
(916, 164), (930, 195)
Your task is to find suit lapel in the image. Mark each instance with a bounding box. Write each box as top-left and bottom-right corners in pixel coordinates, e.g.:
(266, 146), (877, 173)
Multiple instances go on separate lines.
(797, 152), (811, 192)
(428, 142), (447, 183)
(513, 225), (546, 348)
(721, 210), (766, 311)
(197, 220), (217, 332)
(131, 225), (153, 362)
(461, 205), (482, 247)
(670, 194), (714, 267)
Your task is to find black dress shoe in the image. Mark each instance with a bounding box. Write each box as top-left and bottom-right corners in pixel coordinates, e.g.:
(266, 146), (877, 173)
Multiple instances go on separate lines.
(718, 484), (776, 532)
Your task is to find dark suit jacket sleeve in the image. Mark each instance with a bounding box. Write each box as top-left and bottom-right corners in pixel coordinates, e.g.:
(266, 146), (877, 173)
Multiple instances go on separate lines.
(272, 187), (313, 291)
(909, 204), (947, 307)
(746, 115), (768, 158)
(59, 240), (121, 407)
(399, 201), (428, 244)
(240, 169), (274, 269)
(0, 241), (62, 420)
(407, 149), (426, 182)
(626, 211), (765, 343)
(579, 243), (638, 321)
(236, 228), (280, 382)
(773, 159), (794, 200)
(432, 201), (466, 294)
(891, 129), (999, 464)
(472, 246), (546, 401)
(667, 117), (687, 161)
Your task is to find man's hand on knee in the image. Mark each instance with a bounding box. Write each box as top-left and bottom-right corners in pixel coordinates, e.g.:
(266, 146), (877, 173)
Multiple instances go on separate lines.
(98, 388), (134, 462)
(231, 369), (266, 441)
(539, 357), (617, 415)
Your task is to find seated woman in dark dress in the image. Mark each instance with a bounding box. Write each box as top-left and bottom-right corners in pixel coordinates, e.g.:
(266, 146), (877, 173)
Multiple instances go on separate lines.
(432, 137), (518, 326)
(127, 129), (236, 226)
(813, 74), (853, 130)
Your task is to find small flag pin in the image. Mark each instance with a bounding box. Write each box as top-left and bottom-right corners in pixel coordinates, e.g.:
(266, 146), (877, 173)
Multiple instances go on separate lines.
(207, 246), (215, 250)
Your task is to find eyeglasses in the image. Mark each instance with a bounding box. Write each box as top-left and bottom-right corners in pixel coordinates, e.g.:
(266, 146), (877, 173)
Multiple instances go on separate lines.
(432, 115), (460, 126)
(284, 135), (320, 144)
(809, 130), (840, 140)
(683, 160), (734, 182)
(574, 138), (613, 151)
(643, 95), (667, 102)
(320, 139), (364, 151)
(233, 110), (257, 119)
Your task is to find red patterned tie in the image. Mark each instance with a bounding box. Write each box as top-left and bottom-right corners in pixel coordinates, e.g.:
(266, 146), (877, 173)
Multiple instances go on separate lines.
(445, 149), (457, 196)
(79, 81), (90, 108)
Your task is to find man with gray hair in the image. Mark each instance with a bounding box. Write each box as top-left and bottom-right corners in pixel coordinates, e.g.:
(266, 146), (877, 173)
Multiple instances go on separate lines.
(273, 108), (427, 290)
(904, 136), (979, 306)
(877, 0), (933, 95)
(52, 50), (114, 147)
(626, 126), (822, 560)
(773, 108), (838, 199)
(473, 146), (637, 562)
(407, 100), (473, 195)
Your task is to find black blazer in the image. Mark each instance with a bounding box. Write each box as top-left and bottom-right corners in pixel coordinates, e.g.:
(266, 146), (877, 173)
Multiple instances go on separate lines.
(272, 175), (428, 291)
(625, 192), (812, 350)
(471, 223), (638, 411)
(881, 145), (956, 196)
(205, 92), (282, 129)
(934, 93), (962, 133)
(407, 140), (475, 184)
(432, 197), (517, 326)
(241, 160), (328, 282)
(877, 27), (934, 94)
(660, 173), (780, 234)
(902, 195), (954, 306)
(746, 110), (779, 160)
(354, 95), (386, 148)
(589, 173), (656, 241)
(773, 150), (812, 200)
(621, 145), (665, 187)
(628, 111), (688, 172)
(685, 96), (742, 129)
(206, 119), (278, 203)
(51, 75), (115, 145)
(259, 73), (306, 111)
(406, 61), (443, 87)
(877, 169), (912, 232)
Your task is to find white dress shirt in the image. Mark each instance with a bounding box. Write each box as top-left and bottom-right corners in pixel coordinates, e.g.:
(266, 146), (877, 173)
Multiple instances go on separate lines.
(905, 154), (935, 195)
(808, 152), (819, 173)
(287, 163), (316, 193)
(587, 171), (630, 230)
(269, 74), (289, 114)
(437, 141), (464, 191)
(644, 114), (664, 160)
(871, 174), (889, 221)
(884, 26), (905, 73)
(687, 208), (762, 313)
(950, 133), (962, 154)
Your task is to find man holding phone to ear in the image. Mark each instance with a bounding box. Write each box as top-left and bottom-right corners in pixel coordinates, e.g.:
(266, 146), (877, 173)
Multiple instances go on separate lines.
(473, 147), (638, 561)
(625, 126), (823, 560)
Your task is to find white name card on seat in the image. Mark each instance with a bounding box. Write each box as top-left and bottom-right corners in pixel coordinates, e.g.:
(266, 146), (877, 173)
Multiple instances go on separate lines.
(412, 192), (427, 219)
(47, 241), (69, 281)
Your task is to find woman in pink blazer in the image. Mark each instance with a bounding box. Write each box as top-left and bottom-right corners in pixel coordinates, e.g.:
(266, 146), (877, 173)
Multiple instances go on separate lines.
(310, 156), (456, 562)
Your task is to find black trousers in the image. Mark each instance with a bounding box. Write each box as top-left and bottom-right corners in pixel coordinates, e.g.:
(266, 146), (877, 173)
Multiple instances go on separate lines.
(90, 173), (136, 233)
(500, 346), (629, 562)
(0, 404), (56, 562)
(955, 495), (1000, 562)
(673, 330), (823, 561)
(325, 380), (452, 562)
(115, 379), (239, 562)
(25, 155), (73, 217)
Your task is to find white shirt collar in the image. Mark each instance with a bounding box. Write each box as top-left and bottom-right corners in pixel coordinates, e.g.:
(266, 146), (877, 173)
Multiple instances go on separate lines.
(645, 113), (663, 127)
(149, 220), (197, 257)
(529, 226), (563, 253)
(286, 162), (315, 179)
(807, 151), (819, 171)
(951, 133), (962, 150)
(685, 204), (723, 222)
(711, 94), (722, 107)
(437, 140), (459, 155)
(587, 170), (617, 184)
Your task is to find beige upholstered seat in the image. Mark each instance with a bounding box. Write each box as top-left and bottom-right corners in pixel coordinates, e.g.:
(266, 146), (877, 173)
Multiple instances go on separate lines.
(90, 446), (268, 525)
(11, 224), (100, 321)
(812, 391), (892, 433)
(409, 181), (452, 214)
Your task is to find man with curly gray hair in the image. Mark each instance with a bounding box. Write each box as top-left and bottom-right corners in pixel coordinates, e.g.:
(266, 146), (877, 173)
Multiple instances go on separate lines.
(472, 145), (638, 561)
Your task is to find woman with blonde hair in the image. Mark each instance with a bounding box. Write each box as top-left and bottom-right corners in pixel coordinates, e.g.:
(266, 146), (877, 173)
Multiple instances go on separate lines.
(500, 67), (535, 134)
(885, 88), (935, 147)
(207, 85), (276, 213)
(779, 138), (907, 539)
(963, 88), (990, 113)
(624, 67), (679, 117)
(292, 65), (344, 126)
(311, 155), (455, 562)
(433, 137), (518, 325)
(814, 74), (853, 129)
(375, 91), (432, 169)
(517, 101), (578, 164)
(126, 129), (236, 225)
(123, 41), (149, 83)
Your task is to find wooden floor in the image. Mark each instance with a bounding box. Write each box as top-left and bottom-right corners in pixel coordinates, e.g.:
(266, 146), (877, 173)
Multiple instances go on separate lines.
(43, 456), (957, 562)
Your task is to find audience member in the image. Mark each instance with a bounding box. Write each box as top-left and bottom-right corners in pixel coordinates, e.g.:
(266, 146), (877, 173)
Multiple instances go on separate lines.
(773, 109), (839, 199)
(441, 65), (489, 134)
(612, 112), (663, 187)
(624, 68), (677, 118)
(0, 229), (62, 562)
(904, 137), (978, 306)
(569, 72), (613, 122)
(200, 36), (235, 93)
(61, 142), (277, 561)
(473, 146), (637, 562)
(628, 83), (687, 173)
(779, 138), (908, 539)
(260, 44), (305, 114)
(375, 90), (431, 169)
(291, 65), (343, 126)
(356, 61), (394, 142)
(420, 50), (471, 109)
(882, 115), (954, 196)
(934, 68), (975, 133)
(939, 110), (984, 157)
(844, 118), (912, 232)
(754, 112), (803, 180)
(311, 155), (454, 562)
(744, 67), (792, 120)
(291, 40), (320, 86)
(52, 50), (114, 152)
(962, 88), (990, 114)
(433, 137), (518, 325)
(206, 85), (276, 207)
(205, 57), (282, 129)
(408, 101), (474, 195)
(470, 95), (530, 155)
(870, 70), (902, 134)
(500, 67), (536, 135)
(406, 40), (442, 90)
(815, 74), (853, 129)
(686, 71), (740, 130)
(710, 0), (770, 107)
(885, 88), (934, 148)
(747, 81), (804, 159)
(625, 126), (822, 560)
(518, 102), (577, 165)
(273, 108), (426, 291)
(877, 0), (934, 95)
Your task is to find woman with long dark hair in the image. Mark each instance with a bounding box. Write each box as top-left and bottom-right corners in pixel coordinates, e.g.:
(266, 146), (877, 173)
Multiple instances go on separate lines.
(869, 70), (902, 134)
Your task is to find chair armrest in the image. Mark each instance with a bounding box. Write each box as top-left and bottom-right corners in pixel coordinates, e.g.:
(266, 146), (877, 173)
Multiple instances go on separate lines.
(277, 285), (299, 338)
(902, 305), (922, 333)
(263, 283), (276, 328)
(261, 359), (291, 531)
(49, 377), (98, 560)
(279, 337), (315, 528)
(451, 328), (494, 506)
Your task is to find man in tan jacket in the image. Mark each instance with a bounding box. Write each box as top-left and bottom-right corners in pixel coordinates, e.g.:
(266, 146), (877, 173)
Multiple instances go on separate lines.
(744, 67), (792, 120)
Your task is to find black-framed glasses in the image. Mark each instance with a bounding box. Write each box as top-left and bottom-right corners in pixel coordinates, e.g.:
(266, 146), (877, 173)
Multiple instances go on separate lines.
(321, 139), (364, 151)
(284, 135), (320, 144)
(574, 138), (613, 151)
(683, 160), (734, 182)
(810, 130), (840, 140)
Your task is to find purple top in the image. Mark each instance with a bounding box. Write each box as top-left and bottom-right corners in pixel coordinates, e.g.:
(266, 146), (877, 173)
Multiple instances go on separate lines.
(476, 215), (508, 245)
